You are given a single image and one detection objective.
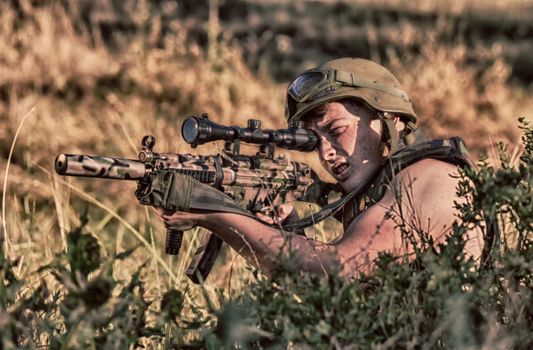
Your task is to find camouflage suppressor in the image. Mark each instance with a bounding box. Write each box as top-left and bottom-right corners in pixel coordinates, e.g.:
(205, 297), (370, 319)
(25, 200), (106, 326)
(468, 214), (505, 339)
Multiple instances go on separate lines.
(55, 154), (146, 179)
(55, 115), (328, 283)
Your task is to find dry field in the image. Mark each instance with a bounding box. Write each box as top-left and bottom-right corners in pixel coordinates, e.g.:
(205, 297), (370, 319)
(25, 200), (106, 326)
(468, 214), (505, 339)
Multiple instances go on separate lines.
(0, 0), (532, 347)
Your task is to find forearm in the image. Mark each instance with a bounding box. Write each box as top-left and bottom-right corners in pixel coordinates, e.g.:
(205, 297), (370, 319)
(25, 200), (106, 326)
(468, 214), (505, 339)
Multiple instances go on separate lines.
(201, 212), (340, 277)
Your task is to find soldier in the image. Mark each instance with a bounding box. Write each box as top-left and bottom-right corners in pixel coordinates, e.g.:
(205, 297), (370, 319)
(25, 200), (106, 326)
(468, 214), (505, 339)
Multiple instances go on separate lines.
(157, 58), (482, 278)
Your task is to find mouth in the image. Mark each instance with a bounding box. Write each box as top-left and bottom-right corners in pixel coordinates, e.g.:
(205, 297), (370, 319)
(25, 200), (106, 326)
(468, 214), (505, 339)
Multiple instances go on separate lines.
(331, 162), (350, 178)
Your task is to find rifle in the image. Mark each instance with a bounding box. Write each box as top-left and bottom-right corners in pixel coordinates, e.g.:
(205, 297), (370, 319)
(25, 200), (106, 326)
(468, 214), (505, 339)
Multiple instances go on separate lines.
(55, 114), (334, 283)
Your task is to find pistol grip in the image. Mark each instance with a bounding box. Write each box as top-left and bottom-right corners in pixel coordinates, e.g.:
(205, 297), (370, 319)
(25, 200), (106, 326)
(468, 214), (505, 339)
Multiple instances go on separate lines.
(165, 229), (183, 255)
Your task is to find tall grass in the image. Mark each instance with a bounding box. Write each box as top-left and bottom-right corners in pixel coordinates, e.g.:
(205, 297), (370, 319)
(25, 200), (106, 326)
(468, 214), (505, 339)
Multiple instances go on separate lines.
(0, 0), (532, 348)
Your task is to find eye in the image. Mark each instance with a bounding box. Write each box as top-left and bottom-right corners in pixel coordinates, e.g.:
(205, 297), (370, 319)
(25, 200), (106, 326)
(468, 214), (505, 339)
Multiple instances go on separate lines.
(330, 126), (347, 136)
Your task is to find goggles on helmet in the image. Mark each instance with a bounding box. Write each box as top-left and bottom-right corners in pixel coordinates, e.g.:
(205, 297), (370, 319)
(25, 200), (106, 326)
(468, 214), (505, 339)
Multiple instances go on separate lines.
(286, 68), (410, 122)
(287, 69), (341, 103)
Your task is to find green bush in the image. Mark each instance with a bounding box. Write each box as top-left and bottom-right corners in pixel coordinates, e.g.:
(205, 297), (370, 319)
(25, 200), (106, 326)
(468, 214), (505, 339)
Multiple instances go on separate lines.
(178, 119), (532, 349)
(0, 120), (531, 349)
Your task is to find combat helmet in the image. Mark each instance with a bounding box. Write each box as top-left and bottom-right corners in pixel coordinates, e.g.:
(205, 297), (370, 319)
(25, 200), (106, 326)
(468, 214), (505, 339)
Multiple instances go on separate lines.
(285, 58), (418, 152)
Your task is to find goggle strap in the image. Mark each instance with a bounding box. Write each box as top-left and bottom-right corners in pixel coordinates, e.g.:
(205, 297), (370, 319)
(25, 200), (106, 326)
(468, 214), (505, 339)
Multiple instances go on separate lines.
(334, 70), (410, 102)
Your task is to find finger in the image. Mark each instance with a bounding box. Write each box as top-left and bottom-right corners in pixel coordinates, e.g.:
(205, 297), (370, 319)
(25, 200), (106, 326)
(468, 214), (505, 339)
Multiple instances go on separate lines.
(162, 216), (181, 225)
(255, 212), (274, 225)
(162, 211), (185, 220)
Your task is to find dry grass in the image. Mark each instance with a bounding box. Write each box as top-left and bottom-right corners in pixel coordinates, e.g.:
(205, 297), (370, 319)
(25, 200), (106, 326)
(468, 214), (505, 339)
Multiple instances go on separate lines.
(0, 0), (280, 318)
(390, 45), (531, 153)
(0, 0), (532, 346)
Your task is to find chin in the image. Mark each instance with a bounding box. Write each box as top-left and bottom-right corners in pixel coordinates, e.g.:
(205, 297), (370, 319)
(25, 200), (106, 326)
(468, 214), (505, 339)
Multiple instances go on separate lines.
(337, 177), (356, 193)
(337, 172), (368, 193)
(338, 181), (357, 193)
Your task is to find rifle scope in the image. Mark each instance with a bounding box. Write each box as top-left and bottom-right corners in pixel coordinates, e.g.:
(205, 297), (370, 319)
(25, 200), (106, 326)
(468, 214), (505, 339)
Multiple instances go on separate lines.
(181, 115), (318, 152)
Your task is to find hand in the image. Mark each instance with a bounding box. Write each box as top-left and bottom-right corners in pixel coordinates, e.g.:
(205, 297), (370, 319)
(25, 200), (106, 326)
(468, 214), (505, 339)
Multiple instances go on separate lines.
(255, 203), (297, 226)
(154, 208), (203, 231)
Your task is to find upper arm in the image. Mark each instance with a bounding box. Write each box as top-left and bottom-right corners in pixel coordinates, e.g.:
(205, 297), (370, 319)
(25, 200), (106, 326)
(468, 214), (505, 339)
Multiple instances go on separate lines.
(334, 159), (481, 276)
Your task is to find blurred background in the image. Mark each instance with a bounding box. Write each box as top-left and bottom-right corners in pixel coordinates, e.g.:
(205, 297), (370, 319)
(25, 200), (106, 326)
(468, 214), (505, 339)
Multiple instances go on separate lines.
(1, 0), (532, 313)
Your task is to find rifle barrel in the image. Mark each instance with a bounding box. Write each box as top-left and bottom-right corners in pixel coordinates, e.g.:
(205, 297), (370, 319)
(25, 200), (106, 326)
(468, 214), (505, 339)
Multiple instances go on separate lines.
(54, 154), (146, 180)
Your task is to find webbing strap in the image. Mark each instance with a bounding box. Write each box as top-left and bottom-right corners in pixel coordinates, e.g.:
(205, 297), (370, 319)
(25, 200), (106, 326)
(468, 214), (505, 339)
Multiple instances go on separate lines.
(284, 137), (471, 232)
(379, 113), (400, 155)
(281, 166), (382, 231)
(404, 121), (418, 145)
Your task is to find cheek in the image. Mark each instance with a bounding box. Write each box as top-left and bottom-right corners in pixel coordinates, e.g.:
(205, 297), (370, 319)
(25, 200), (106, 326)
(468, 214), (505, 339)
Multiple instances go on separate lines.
(357, 126), (381, 148)
(337, 134), (357, 156)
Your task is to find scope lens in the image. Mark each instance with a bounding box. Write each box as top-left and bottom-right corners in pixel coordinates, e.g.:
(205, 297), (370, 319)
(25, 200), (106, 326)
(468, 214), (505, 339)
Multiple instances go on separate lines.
(182, 118), (199, 143)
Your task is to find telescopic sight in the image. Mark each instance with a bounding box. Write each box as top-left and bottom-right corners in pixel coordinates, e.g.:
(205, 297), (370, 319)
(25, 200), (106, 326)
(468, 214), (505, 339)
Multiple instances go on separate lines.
(181, 115), (318, 152)
(182, 118), (199, 144)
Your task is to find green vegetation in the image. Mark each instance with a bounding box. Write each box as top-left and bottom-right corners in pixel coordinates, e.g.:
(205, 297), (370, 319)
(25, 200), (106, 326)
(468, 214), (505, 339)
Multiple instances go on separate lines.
(1, 1), (532, 348)
(0, 120), (531, 349)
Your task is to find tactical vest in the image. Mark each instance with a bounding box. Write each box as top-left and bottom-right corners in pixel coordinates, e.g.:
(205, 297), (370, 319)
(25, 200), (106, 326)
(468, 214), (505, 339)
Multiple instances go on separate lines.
(340, 137), (472, 230)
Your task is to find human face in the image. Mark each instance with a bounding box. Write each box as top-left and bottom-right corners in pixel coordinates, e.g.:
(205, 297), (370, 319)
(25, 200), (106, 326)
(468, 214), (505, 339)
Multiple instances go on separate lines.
(305, 100), (384, 192)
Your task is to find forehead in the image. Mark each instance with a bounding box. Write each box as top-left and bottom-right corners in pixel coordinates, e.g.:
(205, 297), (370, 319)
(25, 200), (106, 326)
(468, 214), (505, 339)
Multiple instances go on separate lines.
(303, 101), (354, 129)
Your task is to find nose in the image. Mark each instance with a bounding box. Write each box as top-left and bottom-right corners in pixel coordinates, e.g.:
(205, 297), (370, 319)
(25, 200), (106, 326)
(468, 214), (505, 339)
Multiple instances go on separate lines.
(319, 135), (335, 162)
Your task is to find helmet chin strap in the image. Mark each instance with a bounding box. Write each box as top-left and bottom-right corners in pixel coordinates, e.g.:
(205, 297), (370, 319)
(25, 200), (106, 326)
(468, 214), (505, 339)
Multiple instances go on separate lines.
(377, 112), (400, 155)
(403, 120), (419, 145)
(376, 112), (420, 156)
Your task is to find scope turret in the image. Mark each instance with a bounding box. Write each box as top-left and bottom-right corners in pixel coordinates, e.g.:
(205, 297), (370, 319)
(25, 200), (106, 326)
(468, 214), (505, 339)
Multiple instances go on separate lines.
(181, 116), (318, 152)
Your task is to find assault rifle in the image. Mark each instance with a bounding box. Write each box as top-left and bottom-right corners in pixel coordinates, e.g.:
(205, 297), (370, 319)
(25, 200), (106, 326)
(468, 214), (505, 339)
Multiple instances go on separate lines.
(55, 114), (334, 283)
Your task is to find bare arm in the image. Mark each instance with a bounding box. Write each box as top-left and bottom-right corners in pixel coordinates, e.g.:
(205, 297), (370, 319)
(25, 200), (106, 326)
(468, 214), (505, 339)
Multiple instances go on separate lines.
(159, 159), (481, 278)
(158, 208), (340, 277)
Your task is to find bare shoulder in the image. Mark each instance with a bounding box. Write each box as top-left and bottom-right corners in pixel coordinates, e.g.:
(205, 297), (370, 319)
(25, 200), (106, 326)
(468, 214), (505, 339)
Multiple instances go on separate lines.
(380, 158), (464, 237)
(390, 158), (482, 259)
(335, 158), (481, 272)
(392, 158), (461, 196)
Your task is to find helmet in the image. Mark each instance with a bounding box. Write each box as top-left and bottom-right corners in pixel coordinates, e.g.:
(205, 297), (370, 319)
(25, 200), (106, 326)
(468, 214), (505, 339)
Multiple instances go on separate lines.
(284, 58), (417, 126)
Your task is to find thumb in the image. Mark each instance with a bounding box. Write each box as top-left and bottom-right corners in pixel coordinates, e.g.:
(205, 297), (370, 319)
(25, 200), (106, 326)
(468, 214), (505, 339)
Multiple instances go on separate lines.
(277, 203), (294, 219)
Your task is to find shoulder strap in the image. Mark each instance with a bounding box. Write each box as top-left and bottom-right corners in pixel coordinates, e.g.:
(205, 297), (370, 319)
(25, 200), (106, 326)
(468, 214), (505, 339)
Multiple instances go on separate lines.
(369, 137), (472, 202)
(285, 137), (472, 232)
(281, 166), (382, 232)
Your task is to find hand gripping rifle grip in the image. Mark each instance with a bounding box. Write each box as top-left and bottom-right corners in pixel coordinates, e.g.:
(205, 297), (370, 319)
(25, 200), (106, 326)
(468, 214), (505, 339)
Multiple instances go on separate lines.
(165, 229), (183, 255)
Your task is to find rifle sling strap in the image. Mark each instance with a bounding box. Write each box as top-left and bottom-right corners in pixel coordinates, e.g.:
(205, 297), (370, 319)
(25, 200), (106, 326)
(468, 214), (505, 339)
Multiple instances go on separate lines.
(283, 137), (472, 232)
(138, 137), (472, 235)
(281, 167), (380, 231)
